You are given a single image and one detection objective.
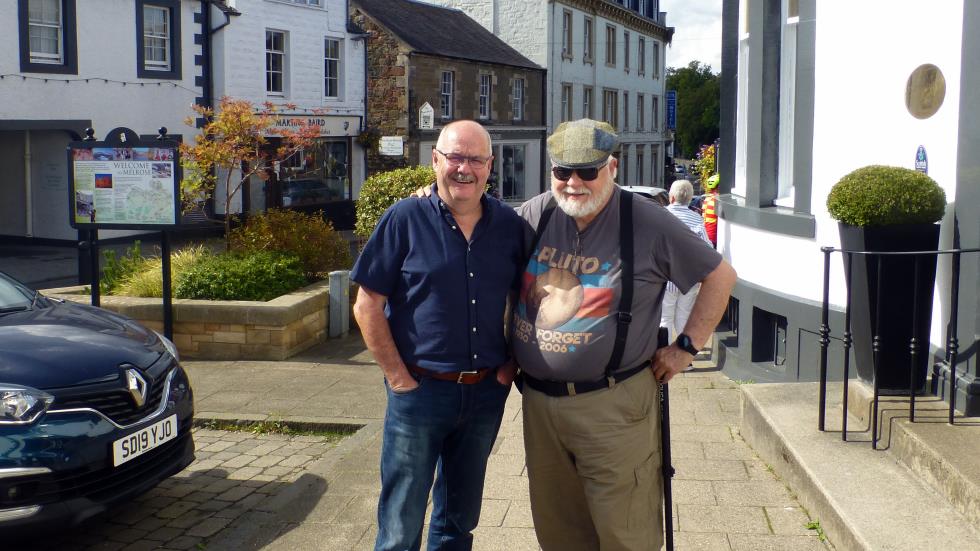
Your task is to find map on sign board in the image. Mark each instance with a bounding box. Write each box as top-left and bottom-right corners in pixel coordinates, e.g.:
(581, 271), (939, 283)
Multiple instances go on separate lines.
(419, 102), (434, 130)
(70, 146), (177, 227)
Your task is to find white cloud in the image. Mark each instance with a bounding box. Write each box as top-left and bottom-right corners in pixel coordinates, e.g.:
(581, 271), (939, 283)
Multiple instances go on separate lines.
(660, 0), (723, 73)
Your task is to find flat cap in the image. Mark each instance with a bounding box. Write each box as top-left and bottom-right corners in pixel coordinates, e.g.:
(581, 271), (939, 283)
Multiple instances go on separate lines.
(547, 118), (620, 168)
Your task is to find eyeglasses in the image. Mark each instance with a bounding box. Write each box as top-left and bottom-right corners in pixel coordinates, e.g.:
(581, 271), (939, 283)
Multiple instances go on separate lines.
(551, 163), (607, 182)
(434, 148), (490, 168)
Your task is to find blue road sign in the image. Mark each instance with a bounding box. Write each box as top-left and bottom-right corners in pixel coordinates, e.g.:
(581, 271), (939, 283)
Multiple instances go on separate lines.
(666, 90), (677, 130)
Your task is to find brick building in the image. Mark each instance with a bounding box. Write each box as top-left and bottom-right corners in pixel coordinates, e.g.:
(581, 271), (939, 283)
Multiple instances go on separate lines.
(352, 0), (547, 202)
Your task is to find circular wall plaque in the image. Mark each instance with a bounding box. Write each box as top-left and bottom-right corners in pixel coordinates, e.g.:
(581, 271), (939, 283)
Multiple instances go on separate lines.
(905, 64), (946, 119)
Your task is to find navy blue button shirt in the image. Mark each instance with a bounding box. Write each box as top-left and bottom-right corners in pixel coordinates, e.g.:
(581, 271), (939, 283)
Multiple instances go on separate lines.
(351, 184), (527, 372)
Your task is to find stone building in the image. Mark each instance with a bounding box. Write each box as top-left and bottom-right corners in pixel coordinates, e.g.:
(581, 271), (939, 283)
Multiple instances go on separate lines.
(351, 0), (547, 202)
(419, 0), (673, 188)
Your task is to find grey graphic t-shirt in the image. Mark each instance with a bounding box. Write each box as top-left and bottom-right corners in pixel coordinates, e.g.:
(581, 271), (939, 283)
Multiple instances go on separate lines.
(512, 190), (722, 382)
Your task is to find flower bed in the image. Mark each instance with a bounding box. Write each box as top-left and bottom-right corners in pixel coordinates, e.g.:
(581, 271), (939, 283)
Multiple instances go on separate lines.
(43, 280), (331, 360)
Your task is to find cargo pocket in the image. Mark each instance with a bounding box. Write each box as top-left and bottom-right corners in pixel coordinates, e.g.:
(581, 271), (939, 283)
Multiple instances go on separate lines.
(627, 451), (661, 536)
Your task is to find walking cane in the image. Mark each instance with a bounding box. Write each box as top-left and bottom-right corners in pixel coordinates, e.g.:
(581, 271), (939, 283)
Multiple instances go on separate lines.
(657, 327), (676, 551)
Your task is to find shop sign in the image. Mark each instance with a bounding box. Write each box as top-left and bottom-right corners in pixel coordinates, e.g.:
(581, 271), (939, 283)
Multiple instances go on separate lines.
(268, 115), (359, 137)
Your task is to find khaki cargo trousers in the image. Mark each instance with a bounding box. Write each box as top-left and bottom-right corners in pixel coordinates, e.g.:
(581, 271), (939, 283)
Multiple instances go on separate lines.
(523, 367), (664, 551)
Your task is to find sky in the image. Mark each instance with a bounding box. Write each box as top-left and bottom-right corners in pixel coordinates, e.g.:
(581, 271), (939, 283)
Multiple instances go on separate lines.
(659, 0), (723, 73)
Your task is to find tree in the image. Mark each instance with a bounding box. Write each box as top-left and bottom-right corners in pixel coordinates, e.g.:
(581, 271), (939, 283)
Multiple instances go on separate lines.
(665, 61), (720, 159)
(179, 97), (320, 248)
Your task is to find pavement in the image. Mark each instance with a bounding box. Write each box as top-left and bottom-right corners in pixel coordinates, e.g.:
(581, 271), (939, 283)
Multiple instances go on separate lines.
(38, 333), (831, 551)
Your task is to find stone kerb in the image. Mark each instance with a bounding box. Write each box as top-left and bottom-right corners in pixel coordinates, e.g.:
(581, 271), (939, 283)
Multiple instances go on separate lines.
(42, 280), (330, 361)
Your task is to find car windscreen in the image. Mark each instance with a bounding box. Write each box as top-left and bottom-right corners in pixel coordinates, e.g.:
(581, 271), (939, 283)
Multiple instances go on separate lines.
(0, 273), (35, 310)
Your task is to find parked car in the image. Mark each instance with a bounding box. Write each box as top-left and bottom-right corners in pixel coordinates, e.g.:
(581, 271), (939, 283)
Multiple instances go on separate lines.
(0, 272), (194, 533)
(621, 185), (669, 206)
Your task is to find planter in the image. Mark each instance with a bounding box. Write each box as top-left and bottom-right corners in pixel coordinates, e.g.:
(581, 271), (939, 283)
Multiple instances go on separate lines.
(839, 223), (940, 393)
(43, 281), (331, 361)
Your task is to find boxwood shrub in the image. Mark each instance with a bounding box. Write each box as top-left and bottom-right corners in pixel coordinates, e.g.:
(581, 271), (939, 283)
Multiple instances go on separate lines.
(175, 251), (308, 301)
(826, 165), (946, 227)
(355, 165), (436, 237)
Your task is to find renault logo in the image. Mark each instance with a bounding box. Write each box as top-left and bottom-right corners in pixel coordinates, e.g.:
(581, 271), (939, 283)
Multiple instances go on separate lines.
(125, 369), (148, 408)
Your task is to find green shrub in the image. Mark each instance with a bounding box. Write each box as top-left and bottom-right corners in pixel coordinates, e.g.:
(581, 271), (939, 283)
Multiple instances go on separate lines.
(174, 251), (308, 301)
(115, 245), (211, 297)
(355, 165), (436, 237)
(826, 165), (946, 227)
(229, 209), (352, 280)
(100, 241), (147, 294)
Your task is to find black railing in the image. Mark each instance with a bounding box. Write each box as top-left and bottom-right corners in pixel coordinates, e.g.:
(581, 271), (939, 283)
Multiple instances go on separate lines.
(817, 246), (980, 449)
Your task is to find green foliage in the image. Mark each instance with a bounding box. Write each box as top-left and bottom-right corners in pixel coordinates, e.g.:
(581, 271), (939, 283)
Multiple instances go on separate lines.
(174, 251), (308, 301)
(355, 165), (436, 237)
(694, 144), (717, 184)
(826, 165), (947, 227)
(665, 61), (721, 158)
(114, 246), (211, 298)
(229, 209), (352, 280)
(100, 241), (147, 294)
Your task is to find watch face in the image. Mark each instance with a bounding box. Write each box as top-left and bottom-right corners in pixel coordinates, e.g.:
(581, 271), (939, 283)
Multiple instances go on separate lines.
(677, 334), (698, 354)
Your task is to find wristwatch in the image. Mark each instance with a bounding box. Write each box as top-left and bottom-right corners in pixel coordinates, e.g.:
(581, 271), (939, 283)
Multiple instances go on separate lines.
(674, 333), (699, 355)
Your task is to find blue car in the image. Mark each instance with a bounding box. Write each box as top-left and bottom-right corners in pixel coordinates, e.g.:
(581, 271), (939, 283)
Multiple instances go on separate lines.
(0, 272), (194, 533)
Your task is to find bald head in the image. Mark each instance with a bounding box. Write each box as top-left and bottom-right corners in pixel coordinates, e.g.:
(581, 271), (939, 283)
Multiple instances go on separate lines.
(436, 120), (491, 157)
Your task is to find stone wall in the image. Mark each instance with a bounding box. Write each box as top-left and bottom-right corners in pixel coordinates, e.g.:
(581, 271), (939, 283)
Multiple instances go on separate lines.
(45, 281), (332, 361)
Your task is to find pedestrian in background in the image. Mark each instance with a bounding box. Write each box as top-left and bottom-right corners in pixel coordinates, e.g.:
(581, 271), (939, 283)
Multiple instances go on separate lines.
(352, 120), (524, 551)
(661, 180), (713, 359)
(512, 119), (736, 550)
(703, 173), (720, 248)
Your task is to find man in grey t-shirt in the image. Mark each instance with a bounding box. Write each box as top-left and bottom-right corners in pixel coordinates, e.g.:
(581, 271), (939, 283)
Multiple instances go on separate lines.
(513, 119), (737, 551)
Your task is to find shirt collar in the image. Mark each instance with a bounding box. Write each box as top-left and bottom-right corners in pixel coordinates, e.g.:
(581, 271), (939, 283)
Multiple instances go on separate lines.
(428, 182), (493, 224)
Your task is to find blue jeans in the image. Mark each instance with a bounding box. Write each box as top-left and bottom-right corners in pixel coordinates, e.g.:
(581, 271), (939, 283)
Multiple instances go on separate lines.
(375, 372), (510, 551)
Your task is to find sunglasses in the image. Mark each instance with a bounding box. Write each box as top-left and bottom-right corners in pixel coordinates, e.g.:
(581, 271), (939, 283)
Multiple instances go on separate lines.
(551, 163), (607, 182)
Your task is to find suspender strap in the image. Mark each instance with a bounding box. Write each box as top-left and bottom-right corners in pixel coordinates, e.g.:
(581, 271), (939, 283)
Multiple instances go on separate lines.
(529, 197), (558, 256)
(605, 189), (634, 378)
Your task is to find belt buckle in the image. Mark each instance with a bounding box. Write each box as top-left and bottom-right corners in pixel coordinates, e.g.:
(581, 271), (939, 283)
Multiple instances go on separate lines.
(457, 370), (479, 383)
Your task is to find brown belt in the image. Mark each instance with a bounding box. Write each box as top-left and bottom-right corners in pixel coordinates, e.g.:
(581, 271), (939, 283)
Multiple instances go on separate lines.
(408, 365), (494, 384)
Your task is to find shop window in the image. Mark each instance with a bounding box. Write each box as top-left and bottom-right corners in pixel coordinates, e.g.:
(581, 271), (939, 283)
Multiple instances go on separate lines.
(278, 140), (349, 208)
(498, 144), (525, 201)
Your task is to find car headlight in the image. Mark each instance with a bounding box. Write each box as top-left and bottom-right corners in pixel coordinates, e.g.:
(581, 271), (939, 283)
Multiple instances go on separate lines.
(0, 386), (54, 425)
(154, 331), (180, 362)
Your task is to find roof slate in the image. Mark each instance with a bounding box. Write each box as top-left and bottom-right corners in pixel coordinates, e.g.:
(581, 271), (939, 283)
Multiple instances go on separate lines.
(353, 0), (542, 70)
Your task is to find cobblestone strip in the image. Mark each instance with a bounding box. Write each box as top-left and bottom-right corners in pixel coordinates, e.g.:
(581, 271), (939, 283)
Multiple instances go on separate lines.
(39, 427), (343, 551)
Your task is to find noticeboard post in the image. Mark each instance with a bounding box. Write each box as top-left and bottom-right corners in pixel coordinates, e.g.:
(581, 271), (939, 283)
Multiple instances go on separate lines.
(67, 126), (183, 339)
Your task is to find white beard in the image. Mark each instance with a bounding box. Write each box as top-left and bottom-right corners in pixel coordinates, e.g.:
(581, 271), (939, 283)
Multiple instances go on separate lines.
(553, 179), (615, 219)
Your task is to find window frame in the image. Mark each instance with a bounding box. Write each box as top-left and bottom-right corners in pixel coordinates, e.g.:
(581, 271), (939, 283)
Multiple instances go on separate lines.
(479, 73), (492, 120)
(266, 29), (287, 96)
(605, 24), (617, 66)
(637, 93), (645, 131)
(562, 10), (573, 60)
(638, 37), (646, 76)
(636, 146), (645, 185)
(440, 70), (455, 119)
(583, 16), (594, 63)
(623, 91), (629, 131)
(324, 37), (341, 99)
(652, 42), (660, 79)
(136, 0), (181, 80)
(652, 95), (659, 130)
(512, 77), (525, 121)
(624, 31), (630, 72)
(603, 88), (618, 128)
(17, 0), (78, 74)
(583, 86), (593, 119)
(561, 83), (573, 122)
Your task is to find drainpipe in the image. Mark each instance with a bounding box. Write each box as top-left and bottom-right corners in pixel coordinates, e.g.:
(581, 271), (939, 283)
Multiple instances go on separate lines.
(540, 73), (547, 194)
(24, 130), (32, 237)
(348, 2), (370, 180)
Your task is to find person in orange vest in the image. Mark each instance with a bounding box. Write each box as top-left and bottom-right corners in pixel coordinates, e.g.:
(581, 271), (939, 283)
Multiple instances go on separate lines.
(703, 174), (720, 248)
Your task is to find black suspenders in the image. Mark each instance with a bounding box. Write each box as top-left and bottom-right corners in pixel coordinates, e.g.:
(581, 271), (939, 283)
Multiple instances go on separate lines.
(531, 189), (635, 377)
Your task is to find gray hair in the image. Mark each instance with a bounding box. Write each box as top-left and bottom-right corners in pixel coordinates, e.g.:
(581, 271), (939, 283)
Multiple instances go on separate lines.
(669, 179), (694, 205)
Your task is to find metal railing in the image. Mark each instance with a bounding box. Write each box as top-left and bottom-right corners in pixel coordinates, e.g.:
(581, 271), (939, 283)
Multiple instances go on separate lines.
(817, 246), (980, 449)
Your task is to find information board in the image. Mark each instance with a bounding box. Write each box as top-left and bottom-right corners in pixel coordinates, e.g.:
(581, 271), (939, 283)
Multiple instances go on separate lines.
(68, 128), (182, 230)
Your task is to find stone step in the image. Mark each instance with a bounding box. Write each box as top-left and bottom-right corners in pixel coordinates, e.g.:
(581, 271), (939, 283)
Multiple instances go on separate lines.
(844, 382), (980, 530)
(740, 382), (980, 551)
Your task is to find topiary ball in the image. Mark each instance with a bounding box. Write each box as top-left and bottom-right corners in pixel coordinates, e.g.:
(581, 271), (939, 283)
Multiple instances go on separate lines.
(826, 165), (946, 227)
(355, 165), (436, 237)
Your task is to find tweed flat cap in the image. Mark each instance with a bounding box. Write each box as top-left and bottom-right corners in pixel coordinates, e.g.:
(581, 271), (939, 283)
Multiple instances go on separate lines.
(547, 118), (620, 168)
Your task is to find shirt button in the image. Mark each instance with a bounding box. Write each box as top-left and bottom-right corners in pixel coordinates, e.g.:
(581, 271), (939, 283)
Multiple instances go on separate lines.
(452, 225), (457, 230)
(469, 272), (474, 277)
(473, 354), (478, 359)
(471, 299), (476, 304)
(472, 327), (477, 332)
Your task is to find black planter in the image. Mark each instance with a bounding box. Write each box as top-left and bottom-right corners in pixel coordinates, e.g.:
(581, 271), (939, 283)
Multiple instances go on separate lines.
(839, 223), (940, 393)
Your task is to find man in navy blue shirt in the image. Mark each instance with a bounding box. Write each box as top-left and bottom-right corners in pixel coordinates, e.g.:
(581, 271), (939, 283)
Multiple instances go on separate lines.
(352, 120), (526, 551)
